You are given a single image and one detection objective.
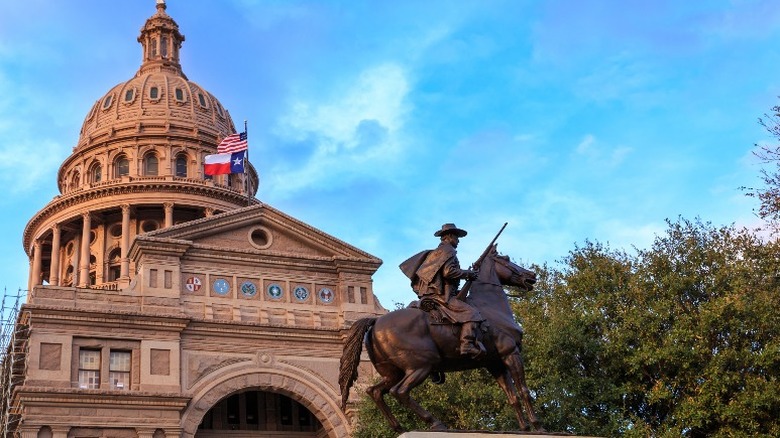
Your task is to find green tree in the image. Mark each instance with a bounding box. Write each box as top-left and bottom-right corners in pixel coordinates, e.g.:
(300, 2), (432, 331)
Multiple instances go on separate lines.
(515, 218), (780, 437)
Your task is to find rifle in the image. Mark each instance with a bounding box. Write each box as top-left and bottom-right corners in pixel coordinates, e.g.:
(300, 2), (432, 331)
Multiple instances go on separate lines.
(455, 222), (508, 301)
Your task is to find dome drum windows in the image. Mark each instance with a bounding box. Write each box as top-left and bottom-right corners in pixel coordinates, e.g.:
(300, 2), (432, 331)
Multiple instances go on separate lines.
(144, 153), (159, 176)
(174, 154), (188, 177)
(114, 155), (130, 178)
(90, 163), (102, 184)
(197, 93), (208, 109)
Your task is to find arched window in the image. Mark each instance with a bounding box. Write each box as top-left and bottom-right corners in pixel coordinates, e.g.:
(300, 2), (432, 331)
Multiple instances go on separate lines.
(150, 87), (159, 100)
(91, 163), (102, 184)
(115, 155), (129, 178)
(144, 154), (159, 176)
(150, 38), (158, 58)
(175, 155), (188, 177)
(161, 36), (169, 58)
(71, 171), (80, 190)
(107, 248), (122, 282)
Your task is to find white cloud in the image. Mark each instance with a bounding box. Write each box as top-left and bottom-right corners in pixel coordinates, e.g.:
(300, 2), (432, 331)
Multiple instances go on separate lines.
(573, 134), (632, 168)
(268, 63), (410, 196)
(576, 134), (595, 154)
(0, 139), (63, 193)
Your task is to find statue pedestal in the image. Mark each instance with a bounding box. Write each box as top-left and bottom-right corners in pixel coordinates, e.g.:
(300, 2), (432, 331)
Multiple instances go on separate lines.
(399, 432), (598, 438)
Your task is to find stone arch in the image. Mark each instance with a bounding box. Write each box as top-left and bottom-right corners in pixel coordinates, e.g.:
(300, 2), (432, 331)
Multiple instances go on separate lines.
(180, 363), (349, 438)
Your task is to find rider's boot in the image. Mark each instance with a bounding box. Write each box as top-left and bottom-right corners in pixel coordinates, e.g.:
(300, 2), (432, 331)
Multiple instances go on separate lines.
(459, 322), (486, 359)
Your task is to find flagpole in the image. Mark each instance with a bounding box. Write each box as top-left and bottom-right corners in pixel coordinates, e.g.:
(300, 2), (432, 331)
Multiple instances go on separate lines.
(244, 119), (250, 202)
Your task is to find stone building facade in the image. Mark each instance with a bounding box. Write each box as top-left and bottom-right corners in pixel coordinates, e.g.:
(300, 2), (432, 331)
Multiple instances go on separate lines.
(12, 2), (385, 437)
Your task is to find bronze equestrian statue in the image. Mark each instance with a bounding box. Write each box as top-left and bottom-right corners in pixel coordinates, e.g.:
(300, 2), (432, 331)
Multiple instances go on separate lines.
(339, 224), (543, 432)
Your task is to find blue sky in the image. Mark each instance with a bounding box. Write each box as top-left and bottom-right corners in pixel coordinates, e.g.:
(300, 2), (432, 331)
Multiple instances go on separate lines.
(1, 0), (778, 307)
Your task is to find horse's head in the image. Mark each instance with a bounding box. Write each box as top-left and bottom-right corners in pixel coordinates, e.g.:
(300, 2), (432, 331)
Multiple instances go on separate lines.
(488, 247), (536, 292)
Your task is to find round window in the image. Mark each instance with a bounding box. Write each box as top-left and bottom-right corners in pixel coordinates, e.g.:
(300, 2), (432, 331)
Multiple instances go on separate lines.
(248, 227), (273, 250)
(109, 224), (122, 238)
(141, 220), (159, 233)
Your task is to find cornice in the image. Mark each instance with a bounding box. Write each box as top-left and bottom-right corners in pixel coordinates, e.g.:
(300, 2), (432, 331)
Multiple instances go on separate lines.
(23, 303), (189, 330)
(184, 319), (342, 342)
(23, 179), (259, 253)
(16, 387), (189, 408)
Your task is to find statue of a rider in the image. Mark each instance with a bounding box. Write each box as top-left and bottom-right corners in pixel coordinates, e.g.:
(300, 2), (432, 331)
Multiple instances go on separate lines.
(399, 223), (486, 358)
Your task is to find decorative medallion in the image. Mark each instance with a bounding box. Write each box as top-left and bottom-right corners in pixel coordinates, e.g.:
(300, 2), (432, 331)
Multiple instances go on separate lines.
(267, 283), (283, 300)
(213, 278), (230, 295)
(293, 286), (309, 301)
(185, 277), (202, 292)
(318, 287), (335, 304)
(240, 281), (257, 297)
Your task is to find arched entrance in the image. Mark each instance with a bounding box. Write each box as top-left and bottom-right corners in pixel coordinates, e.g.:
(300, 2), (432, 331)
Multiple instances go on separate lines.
(196, 389), (323, 437)
(180, 367), (350, 438)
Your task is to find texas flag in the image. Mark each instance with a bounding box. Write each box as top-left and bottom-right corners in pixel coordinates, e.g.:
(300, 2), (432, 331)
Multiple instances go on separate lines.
(204, 151), (245, 176)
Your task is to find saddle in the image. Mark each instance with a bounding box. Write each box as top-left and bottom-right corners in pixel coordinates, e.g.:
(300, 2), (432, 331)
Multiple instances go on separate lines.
(408, 298), (450, 324)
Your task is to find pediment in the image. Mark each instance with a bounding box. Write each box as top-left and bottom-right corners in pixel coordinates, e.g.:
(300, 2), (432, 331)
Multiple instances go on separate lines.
(139, 204), (381, 264)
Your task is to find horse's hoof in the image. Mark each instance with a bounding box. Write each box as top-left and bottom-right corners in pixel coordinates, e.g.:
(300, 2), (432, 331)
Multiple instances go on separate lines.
(430, 420), (448, 431)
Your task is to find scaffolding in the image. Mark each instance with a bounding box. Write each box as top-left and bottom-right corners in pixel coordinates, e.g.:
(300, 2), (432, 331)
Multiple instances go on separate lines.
(0, 289), (29, 438)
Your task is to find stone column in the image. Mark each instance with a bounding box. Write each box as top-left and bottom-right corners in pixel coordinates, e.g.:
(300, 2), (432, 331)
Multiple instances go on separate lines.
(71, 234), (81, 286)
(120, 204), (131, 279)
(78, 212), (91, 287)
(49, 223), (61, 286)
(164, 202), (174, 228)
(30, 240), (42, 290)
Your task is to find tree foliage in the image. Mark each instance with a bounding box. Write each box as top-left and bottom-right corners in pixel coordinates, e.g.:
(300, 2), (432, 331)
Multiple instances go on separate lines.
(517, 218), (780, 437)
(354, 218), (780, 437)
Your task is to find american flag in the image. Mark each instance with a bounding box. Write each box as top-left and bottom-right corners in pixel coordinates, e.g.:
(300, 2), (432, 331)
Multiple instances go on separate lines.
(216, 131), (248, 153)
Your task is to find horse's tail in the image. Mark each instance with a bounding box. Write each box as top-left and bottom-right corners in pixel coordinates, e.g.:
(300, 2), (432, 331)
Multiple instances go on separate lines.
(339, 317), (376, 412)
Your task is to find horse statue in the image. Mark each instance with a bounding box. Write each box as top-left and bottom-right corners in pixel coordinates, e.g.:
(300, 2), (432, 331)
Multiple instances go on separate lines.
(339, 246), (543, 432)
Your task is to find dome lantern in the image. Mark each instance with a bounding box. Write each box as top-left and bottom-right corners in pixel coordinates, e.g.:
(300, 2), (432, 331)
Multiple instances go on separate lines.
(137, 0), (186, 79)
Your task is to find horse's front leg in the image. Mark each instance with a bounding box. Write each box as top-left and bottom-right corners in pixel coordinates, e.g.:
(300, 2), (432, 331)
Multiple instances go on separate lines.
(487, 364), (528, 431)
(501, 350), (543, 432)
(390, 367), (448, 431)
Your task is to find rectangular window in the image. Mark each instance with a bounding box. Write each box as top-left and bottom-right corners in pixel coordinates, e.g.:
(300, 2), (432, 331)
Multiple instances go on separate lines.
(109, 350), (131, 390)
(78, 349), (101, 389)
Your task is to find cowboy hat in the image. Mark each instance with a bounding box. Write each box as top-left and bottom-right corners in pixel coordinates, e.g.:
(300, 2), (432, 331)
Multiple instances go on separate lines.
(434, 223), (468, 237)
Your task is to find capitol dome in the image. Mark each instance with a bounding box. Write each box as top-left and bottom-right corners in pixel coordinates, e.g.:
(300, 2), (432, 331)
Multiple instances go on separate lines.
(77, 1), (236, 152)
(24, 1), (259, 290)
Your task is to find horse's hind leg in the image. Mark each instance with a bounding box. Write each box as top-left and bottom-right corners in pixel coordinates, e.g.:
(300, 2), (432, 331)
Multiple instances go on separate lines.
(487, 365), (528, 431)
(390, 367), (447, 431)
(367, 371), (405, 433)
